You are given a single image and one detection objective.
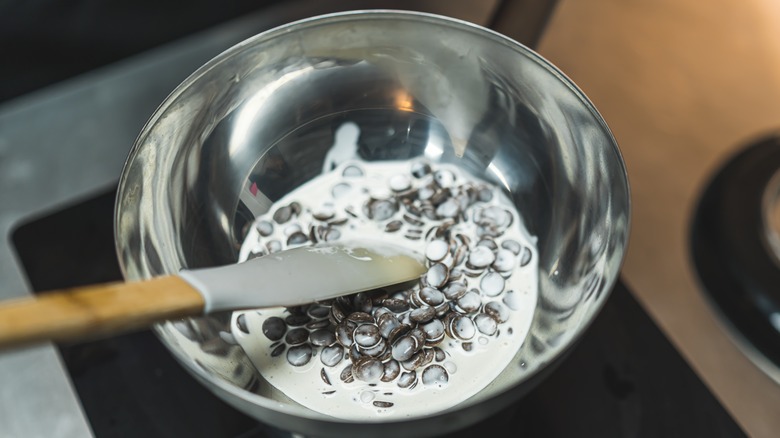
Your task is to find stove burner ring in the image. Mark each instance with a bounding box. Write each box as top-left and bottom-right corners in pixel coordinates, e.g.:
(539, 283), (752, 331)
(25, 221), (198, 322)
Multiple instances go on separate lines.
(690, 133), (780, 384)
(761, 169), (780, 268)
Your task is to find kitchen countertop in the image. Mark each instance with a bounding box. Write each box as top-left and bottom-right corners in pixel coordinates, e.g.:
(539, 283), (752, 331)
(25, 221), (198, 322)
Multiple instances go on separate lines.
(538, 1), (780, 437)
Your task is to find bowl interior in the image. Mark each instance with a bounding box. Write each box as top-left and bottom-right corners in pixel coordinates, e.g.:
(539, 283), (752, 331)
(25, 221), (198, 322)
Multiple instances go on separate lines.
(115, 10), (629, 436)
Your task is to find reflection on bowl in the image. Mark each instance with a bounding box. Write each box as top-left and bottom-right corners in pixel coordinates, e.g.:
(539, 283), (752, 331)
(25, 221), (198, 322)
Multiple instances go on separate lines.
(114, 10), (629, 438)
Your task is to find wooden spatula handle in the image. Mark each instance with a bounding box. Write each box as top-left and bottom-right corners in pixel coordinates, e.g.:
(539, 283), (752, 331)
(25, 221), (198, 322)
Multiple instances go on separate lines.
(0, 276), (204, 350)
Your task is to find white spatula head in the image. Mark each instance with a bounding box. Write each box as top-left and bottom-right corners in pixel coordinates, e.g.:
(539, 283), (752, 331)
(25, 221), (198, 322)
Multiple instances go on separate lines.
(178, 240), (427, 313)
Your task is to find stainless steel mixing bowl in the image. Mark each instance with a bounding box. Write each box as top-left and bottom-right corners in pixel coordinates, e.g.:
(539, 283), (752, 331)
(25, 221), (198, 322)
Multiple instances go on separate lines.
(114, 10), (630, 437)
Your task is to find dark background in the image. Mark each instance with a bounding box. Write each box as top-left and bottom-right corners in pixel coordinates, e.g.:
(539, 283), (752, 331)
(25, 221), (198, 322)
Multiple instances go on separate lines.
(0, 0), (285, 103)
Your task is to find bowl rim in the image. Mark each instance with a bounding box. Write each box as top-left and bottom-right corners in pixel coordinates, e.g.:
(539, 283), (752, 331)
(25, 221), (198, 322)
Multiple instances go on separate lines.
(113, 8), (632, 426)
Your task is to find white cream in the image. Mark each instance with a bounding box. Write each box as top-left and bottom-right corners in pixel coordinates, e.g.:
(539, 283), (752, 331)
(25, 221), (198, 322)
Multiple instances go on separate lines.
(233, 159), (538, 420)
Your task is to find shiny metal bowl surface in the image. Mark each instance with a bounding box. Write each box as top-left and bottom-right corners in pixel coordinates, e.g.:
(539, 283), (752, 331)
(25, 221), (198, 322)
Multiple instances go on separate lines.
(114, 10), (630, 437)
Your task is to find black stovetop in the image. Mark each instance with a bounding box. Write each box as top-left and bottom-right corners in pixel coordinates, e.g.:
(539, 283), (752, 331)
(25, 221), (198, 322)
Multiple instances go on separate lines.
(11, 188), (745, 437)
